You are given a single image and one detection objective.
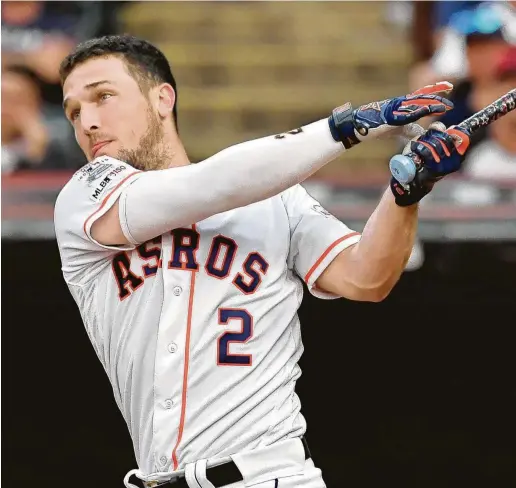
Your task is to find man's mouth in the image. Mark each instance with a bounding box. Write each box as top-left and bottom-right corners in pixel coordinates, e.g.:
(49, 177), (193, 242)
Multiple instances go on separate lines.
(92, 141), (112, 157)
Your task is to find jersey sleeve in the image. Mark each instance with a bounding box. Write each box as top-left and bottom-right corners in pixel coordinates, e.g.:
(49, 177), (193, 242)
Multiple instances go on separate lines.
(54, 156), (142, 284)
(282, 184), (361, 299)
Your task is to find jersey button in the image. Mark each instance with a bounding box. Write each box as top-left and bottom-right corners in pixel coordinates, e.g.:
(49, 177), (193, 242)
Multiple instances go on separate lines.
(164, 399), (173, 409)
(168, 342), (178, 353)
(173, 286), (182, 296)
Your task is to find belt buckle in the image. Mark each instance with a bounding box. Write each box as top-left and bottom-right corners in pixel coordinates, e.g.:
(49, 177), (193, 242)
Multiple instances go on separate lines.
(144, 481), (171, 488)
(145, 477), (183, 487)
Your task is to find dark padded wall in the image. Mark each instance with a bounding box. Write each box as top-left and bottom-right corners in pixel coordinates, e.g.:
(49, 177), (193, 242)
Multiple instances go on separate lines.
(3, 240), (515, 488)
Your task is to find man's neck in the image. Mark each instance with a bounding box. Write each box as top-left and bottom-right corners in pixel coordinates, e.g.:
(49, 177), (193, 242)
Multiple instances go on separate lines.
(161, 139), (190, 170)
(159, 127), (191, 169)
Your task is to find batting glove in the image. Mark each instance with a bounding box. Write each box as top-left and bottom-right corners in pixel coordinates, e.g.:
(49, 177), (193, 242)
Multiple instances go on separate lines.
(390, 121), (471, 207)
(328, 82), (455, 149)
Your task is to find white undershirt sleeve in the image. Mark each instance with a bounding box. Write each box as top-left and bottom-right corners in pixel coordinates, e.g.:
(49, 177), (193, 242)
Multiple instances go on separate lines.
(119, 119), (346, 245)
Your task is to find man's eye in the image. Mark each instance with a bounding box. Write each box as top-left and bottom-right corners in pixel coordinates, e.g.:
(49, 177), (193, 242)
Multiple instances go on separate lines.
(99, 93), (112, 101)
(71, 110), (80, 121)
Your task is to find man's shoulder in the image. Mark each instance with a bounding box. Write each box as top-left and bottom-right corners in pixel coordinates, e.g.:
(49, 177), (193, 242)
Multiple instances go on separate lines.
(56, 156), (136, 206)
(70, 156), (134, 185)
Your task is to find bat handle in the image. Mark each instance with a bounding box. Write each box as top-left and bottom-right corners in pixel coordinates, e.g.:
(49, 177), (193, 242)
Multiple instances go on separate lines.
(389, 153), (420, 185)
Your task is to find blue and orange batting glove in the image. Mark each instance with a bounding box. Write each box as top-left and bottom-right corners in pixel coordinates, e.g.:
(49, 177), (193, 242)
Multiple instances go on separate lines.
(328, 81), (455, 148)
(390, 121), (472, 206)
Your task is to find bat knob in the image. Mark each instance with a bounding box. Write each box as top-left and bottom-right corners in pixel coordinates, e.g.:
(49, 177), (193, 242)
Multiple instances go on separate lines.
(389, 154), (417, 185)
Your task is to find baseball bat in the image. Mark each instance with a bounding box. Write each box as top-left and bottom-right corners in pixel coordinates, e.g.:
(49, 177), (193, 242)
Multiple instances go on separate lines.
(389, 89), (516, 185)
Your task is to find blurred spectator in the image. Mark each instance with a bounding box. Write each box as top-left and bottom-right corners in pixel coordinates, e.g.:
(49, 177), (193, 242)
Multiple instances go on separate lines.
(437, 10), (509, 143)
(410, 2), (513, 153)
(1, 66), (83, 172)
(386, 1), (482, 62)
(432, 1), (482, 33)
(1, 1), (77, 108)
(1, 1), (127, 172)
(2, 1), (125, 107)
(410, 1), (516, 89)
(462, 46), (516, 181)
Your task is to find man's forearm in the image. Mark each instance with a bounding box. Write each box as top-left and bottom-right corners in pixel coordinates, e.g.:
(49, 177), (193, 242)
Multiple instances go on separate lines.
(348, 189), (418, 299)
(121, 120), (346, 244)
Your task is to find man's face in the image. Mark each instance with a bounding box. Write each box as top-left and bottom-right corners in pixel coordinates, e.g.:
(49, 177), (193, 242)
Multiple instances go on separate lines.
(2, 71), (40, 133)
(467, 37), (509, 82)
(63, 56), (164, 167)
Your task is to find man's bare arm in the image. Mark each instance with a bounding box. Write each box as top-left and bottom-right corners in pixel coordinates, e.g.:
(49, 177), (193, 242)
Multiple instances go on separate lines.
(315, 118), (473, 302)
(315, 190), (418, 302)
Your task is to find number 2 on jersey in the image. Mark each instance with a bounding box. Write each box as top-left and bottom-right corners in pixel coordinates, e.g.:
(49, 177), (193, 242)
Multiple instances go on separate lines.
(217, 308), (253, 366)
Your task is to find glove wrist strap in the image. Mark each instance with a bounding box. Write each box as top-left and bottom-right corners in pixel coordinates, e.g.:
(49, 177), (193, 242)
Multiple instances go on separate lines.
(390, 173), (436, 206)
(328, 103), (361, 149)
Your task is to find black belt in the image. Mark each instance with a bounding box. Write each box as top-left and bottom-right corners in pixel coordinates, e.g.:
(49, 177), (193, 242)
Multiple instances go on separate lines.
(137, 436), (311, 488)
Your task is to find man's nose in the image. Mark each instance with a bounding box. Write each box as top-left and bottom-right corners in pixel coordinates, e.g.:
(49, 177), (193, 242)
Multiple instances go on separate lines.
(80, 105), (101, 134)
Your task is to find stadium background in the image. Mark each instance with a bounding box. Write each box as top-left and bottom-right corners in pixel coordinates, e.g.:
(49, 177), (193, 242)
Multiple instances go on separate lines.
(3, 2), (516, 487)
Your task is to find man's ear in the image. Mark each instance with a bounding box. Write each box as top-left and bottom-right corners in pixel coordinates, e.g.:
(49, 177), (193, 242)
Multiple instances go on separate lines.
(156, 83), (175, 119)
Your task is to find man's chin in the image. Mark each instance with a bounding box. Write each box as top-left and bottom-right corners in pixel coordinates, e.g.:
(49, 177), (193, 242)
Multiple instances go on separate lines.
(94, 147), (115, 160)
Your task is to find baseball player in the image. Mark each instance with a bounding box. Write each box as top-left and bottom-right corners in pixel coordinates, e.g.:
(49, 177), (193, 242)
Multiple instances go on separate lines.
(54, 35), (469, 488)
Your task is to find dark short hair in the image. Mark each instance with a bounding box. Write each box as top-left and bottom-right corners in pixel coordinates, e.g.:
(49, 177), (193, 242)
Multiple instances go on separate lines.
(59, 34), (178, 127)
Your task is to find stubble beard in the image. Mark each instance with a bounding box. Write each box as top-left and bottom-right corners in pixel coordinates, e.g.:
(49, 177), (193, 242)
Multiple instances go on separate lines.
(117, 108), (172, 171)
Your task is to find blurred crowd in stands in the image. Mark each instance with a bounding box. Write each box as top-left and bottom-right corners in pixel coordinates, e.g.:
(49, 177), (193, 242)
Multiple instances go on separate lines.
(409, 0), (516, 181)
(1, 1), (515, 178)
(1, 1), (126, 173)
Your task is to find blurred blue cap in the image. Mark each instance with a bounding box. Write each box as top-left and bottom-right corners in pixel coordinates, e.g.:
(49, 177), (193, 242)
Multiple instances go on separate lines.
(449, 3), (504, 37)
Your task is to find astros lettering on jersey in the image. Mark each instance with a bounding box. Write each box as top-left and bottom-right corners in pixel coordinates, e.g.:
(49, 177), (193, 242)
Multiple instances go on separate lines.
(54, 156), (361, 482)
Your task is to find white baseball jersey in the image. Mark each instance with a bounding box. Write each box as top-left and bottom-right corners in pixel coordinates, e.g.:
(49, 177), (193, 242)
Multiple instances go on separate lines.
(54, 156), (361, 479)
